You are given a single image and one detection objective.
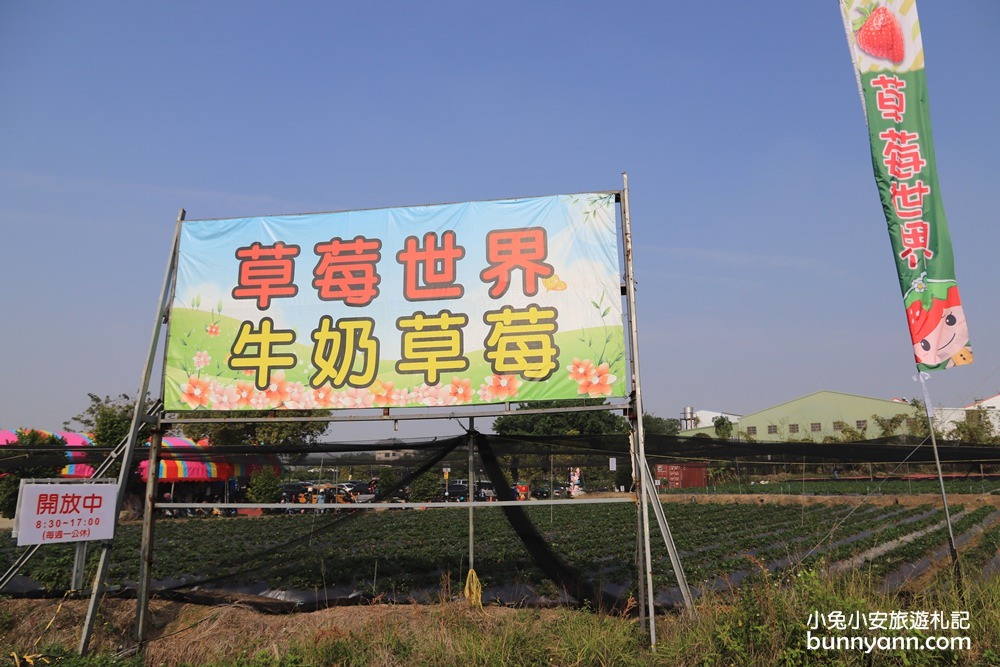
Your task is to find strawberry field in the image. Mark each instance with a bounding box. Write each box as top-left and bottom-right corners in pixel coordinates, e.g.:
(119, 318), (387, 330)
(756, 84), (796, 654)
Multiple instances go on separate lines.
(3, 496), (999, 607)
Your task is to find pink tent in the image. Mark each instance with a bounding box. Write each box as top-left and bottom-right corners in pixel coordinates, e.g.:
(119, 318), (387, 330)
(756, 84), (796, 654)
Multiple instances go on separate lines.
(0, 429), (97, 477)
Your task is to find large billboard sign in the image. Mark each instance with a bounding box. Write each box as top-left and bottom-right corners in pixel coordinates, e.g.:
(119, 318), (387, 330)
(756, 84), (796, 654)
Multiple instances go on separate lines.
(164, 193), (627, 412)
(840, 0), (972, 372)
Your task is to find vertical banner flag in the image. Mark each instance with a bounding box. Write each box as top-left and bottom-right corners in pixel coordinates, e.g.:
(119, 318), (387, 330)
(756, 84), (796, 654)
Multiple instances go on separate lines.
(840, 0), (971, 372)
(163, 194), (626, 412)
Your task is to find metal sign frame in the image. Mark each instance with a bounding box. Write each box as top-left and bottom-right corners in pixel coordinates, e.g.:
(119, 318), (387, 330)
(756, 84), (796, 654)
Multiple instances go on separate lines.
(75, 175), (692, 655)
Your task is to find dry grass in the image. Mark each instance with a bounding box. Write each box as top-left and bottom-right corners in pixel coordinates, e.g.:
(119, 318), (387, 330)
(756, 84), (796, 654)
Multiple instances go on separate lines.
(0, 596), (544, 666)
(3, 571), (999, 667)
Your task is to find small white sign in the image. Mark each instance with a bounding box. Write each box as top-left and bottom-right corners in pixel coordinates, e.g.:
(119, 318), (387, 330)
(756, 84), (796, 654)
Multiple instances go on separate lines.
(14, 480), (117, 546)
(609, 457), (617, 471)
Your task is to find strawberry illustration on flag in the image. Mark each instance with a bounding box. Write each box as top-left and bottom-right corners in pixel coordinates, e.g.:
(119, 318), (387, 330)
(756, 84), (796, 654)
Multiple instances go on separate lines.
(853, 3), (904, 63)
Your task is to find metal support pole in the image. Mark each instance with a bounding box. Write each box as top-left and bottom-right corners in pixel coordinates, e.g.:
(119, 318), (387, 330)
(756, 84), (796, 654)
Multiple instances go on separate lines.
(468, 418), (475, 572)
(621, 176), (655, 643)
(918, 373), (963, 596)
(549, 446), (555, 525)
(632, 435), (648, 630)
(641, 464), (695, 610)
(71, 543), (87, 591)
(79, 209), (184, 656)
(135, 431), (162, 642)
(622, 172), (686, 647)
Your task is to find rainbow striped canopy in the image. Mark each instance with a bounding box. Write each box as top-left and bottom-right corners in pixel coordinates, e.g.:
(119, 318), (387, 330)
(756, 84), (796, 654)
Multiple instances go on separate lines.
(2, 430), (281, 482)
(137, 437), (281, 482)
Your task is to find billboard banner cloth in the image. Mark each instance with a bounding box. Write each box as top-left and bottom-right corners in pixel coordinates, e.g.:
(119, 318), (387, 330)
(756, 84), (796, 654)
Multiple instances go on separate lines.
(840, 0), (972, 371)
(164, 193), (626, 412)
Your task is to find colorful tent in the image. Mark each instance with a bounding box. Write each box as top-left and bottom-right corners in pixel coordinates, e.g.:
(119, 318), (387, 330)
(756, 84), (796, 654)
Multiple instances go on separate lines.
(2, 430), (281, 482)
(137, 437), (282, 483)
(138, 437), (225, 482)
(57, 431), (96, 477)
(0, 429), (97, 478)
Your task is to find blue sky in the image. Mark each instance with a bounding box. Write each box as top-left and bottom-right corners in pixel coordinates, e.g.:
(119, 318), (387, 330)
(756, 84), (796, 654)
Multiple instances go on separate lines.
(2, 1), (998, 439)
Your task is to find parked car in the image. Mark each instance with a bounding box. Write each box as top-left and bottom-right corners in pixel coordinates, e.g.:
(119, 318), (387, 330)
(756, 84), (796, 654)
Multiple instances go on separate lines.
(324, 487), (355, 504)
(445, 482), (469, 501)
(347, 480), (375, 495)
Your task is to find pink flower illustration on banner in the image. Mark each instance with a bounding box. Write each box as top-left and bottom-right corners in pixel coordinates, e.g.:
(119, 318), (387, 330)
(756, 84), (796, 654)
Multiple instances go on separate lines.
(431, 384), (459, 406)
(575, 361), (615, 398)
(370, 380), (394, 407)
(193, 350), (211, 369)
(180, 375), (212, 409)
(312, 386), (335, 408)
(249, 389), (270, 410)
(264, 371), (290, 407)
(568, 358), (596, 384)
(410, 384), (448, 406)
(233, 381), (255, 408)
(448, 377), (473, 404)
(211, 382), (241, 410)
(409, 384), (436, 404)
(341, 387), (375, 409)
(390, 387), (412, 406)
(284, 383), (317, 410)
(478, 375), (521, 402)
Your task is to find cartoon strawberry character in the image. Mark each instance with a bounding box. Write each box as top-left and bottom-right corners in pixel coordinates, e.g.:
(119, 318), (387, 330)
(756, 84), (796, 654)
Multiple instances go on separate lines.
(854, 3), (904, 63)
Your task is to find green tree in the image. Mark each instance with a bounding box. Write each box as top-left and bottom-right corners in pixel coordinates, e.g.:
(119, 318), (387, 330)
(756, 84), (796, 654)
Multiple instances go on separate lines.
(949, 407), (997, 444)
(871, 412), (909, 438)
(491, 399), (628, 436)
(643, 413), (680, 435)
(836, 421), (867, 442)
(375, 466), (401, 498)
(407, 471), (443, 502)
(0, 430), (65, 518)
(713, 415), (734, 440)
(907, 399), (945, 441)
(63, 393), (159, 505)
(180, 410), (331, 447)
(63, 393), (141, 448)
(246, 466), (282, 504)
(491, 400), (628, 490)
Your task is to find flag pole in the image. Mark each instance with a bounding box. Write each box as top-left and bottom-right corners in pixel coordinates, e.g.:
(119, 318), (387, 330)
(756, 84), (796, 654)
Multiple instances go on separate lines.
(916, 371), (963, 596)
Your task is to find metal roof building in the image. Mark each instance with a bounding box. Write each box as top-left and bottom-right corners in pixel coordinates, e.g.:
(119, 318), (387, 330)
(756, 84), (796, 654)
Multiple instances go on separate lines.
(680, 390), (921, 441)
